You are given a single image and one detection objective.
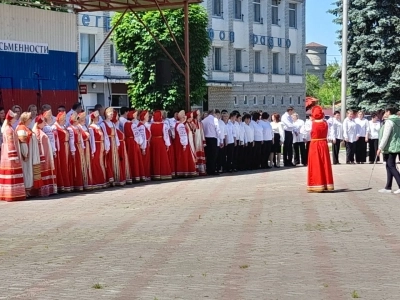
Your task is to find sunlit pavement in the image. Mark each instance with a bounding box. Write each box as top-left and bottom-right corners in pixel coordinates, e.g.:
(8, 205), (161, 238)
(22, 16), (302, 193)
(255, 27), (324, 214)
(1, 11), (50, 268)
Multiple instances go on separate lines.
(1, 153), (399, 300)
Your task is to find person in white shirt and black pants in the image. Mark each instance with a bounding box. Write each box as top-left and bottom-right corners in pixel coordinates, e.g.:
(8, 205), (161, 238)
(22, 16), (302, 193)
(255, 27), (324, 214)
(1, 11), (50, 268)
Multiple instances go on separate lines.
(343, 109), (358, 164)
(243, 114), (255, 170)
(281, 106), (295, 167)
(259, 112), (273, 168)
(251, 112), (263, 169)
(329, 111), (343, 165)
(201, 109), (221, 176)
(369, 112), (381, 163)
(225, 112), (236, 172)
(292, 113), (306, 166)
(355, 111), (370, 164)
(216, 110), (227, 173)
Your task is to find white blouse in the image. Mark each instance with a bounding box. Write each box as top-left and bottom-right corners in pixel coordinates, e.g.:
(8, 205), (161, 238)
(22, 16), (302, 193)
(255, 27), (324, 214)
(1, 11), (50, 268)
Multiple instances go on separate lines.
(271, 122), (285, 143)
(369, 120), (381, 140)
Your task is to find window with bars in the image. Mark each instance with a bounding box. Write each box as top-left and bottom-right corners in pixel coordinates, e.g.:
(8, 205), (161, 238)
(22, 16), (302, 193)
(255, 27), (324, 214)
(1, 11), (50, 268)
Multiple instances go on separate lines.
(235, 0), (242, 19)
(254, 51), (261, 73)
(272, 53), (279, 74)
(253, 96), (257, 105)
(213, 47), (222, 70)
(272, 96), (275, 105)
(234, 96), (238, 106)
(281, 96), (284, 105)
(289, 54), (296, 75)
(298, 96), (301, 105)
(263, 96), (266, 105)
(235, 49), (242, 72)
(289, 96), (292, 105)
(289, 3), (297, 28)
(213, 0), (222, 16)
(253, 0), (261, 22)
(272, 0), (279, 25)
(244, 95), (248, 105)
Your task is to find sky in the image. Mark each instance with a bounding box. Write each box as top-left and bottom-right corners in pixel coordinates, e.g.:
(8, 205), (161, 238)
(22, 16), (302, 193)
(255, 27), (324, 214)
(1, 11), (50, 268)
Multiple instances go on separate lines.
(306, 0), (341, 63)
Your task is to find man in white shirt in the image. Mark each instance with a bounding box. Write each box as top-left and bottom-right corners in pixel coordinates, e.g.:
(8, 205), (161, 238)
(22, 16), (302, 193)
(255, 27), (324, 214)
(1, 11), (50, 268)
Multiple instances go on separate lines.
(281, 106), (295, 167)
(292, 113), (306, 166)
(231, 111), (241, 172)
(66, 102), (83, 127)
(355, 110), (370, 164)
(343, 109), (358, 164)
(118, 106), (129, 132)
(216, 110), (227, 173)
(225, 112), (236, 172)
(302, 116), (312, 163)
(368, 112), (381, 163)
(201, 109), (221, 176)
(329, 110), (343, 164)
(243, 113), (255, 170)
(259, 112), (274, 168)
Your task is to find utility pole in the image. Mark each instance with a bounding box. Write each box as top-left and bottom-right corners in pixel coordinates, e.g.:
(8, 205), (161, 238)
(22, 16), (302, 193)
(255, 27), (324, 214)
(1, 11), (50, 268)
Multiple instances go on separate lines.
(341, 0), (349, 120)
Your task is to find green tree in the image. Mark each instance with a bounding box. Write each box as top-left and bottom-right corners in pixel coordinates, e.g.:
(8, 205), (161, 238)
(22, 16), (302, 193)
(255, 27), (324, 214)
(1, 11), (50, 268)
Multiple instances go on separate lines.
(317, 62), (342, 107)
(1, 0), (68, 11)
(112, 5), (210, 111)
(329, 0), (400, 111)
(306, 72), (321, 98)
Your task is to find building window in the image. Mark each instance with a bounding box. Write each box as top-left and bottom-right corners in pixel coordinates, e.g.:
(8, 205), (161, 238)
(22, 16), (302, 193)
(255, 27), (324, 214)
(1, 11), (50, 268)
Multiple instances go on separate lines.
(111, 94), (129, 107)
(234, 96), (238, 106)
(213, 47), (222, 70)
(253, 96), (257, 105)
(289, 54), (296, 75)
(289, 3), (297, 28)
(272, 96), (275, 105)
(235, 49), (242, 72)
(244, 95), (248, 105)
(253, 0), (261, 22)
(272, 0), (279, 25)
(213, 0), (222, 16)
(263, 96), (266, 105)
(235, 0), (242, 19)
(80, 33), (96, 63)
(272, 53), (279, 74)
(281, 96), (284, 105)
(254, 51), (261, 73)
(110, 44), (122, 64)
(298, 96), (301, 104)
(289, 96), (292, 105)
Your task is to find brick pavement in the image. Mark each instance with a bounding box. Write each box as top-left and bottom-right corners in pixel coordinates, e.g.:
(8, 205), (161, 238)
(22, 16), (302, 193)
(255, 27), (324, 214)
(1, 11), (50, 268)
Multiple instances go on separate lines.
(1, 154), (400, 300)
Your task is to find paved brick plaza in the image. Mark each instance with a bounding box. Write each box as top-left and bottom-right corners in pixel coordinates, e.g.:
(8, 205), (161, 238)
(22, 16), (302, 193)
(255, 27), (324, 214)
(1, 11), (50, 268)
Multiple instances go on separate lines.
(1, 159), (400, 300)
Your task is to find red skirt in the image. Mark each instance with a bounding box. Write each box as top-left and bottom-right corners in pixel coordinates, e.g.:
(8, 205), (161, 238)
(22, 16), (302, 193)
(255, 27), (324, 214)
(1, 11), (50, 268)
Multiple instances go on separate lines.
(168, 142), (176, 178)
(126, 138), (145, 182)
(57, 141), (73, 192)
(142, 144), (151, 181)
(307, 140), (334, 192)
(150, 137), (172, 180)
(174, 141), (197, 177)
(91, 142), (107, 189)
(71, 146), (84, 191)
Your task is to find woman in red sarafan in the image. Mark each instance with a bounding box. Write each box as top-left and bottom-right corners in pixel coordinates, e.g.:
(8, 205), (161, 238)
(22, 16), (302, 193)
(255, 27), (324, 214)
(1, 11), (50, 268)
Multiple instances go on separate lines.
(124, 110), (145, 182)
(0, 110), (26, 201)
(138, 110), (151, 181)
(52, 111), (73, 193)
(78, 111), (94, 190)
(67, 112), (85, 191)
(150, 110), (172, 180)
(307, 105), (334, 192)
(33, 115), (57, 197)
(163, 111), (176, 178)
(101, 107), (120, 186)
(174, 110), (198, 178)
(191, 109), (207, 175)
(88, 111), (107, 189)
(112, 110), (131, 185)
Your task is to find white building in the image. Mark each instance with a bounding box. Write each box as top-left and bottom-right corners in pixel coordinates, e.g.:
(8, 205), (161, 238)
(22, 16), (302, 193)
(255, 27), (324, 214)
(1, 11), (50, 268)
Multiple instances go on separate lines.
(77, 12), (129, 111)
(204, 0), (306, 115)
(77, 0), (306, 115)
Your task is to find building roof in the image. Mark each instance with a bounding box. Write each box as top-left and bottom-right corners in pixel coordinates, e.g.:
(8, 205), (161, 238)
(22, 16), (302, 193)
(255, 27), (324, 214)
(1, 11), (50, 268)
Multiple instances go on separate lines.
(306, 42), (327, 48)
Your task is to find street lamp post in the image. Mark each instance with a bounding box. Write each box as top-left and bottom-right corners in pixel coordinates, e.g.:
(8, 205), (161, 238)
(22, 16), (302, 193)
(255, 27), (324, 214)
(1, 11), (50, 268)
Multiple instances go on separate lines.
(341, 0), (349, 120)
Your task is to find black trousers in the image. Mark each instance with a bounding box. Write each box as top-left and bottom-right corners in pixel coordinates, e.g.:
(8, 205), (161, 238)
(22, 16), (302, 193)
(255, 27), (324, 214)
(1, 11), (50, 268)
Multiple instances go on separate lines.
(216, 144), (226, 172)
(244, 143), (254, 170)
(237, 145), (245, 171)
(225, 143), (235, 171)
(368, 139), (380, 162)
(332, 139), (342, 164)
(253, 141), (262, 169)
(355, 138), (367, 163)
(293, 142), (306, 165)
(261, 140), (273, 168)
(205, 137), (218, 175)
(283, 131), (293, 165)
(384, 153), (400, 189)
(305, 141), (311, 164)
(233, 144), (239, 171)
(346, 141), (356, 163)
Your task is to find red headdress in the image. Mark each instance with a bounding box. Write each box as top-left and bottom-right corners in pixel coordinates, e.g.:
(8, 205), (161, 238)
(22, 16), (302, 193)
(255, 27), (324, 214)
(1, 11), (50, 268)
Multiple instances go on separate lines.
(111, 110), (118, 123)
(311, 105), (324, 120)
(127, 111), (135, 121)
(56, 111), (66, 123)
(139, 110), (148, 122)
(90, 111), (99, 120)
(35, 115), (44, 125)
(153, 110), (162, 122)
(5, 110), (16, 121)
(192, 110), (198, 119)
